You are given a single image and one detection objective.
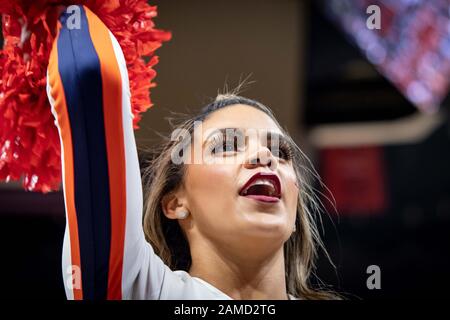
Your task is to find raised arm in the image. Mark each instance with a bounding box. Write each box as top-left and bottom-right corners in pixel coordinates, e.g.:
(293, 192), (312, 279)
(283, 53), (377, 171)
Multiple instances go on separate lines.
(46, 5), (166, 300)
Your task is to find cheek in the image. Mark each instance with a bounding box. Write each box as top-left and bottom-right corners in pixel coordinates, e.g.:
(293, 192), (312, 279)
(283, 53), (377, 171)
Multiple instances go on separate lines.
(184, 164), (238, 222)
(280, 166), (299, 218)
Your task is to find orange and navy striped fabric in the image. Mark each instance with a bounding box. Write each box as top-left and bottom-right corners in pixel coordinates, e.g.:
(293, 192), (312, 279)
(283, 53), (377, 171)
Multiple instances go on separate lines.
(47, 5), (128, 300)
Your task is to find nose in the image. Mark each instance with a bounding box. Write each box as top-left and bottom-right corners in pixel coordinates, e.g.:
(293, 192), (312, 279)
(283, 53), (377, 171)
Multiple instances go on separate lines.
(243, 146), (279, 170)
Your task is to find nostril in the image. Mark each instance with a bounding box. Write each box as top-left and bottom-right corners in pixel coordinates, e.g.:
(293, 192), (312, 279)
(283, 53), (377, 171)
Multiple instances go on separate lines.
(247, 156), (262, 165)
(245, 148), (276, 167)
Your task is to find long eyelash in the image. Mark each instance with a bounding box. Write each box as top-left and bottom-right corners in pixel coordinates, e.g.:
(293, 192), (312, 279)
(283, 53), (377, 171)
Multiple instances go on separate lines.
(206, 134), (224, 154)
(207, 134), (236, 154)
(208, 131), (245, 154)
(206, 131), (292, 159)
(278, 140), (294, 160)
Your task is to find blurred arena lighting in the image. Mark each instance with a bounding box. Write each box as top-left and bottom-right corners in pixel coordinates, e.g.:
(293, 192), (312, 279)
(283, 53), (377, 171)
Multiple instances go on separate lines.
(322, 0), (450, 113)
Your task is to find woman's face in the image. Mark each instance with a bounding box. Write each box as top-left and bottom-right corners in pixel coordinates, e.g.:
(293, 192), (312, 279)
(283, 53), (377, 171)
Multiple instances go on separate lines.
(181, 104), (299, 253)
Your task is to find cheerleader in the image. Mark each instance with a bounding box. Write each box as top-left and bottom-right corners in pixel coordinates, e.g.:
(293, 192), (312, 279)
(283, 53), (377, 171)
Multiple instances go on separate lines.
(2, 2), (338, 300)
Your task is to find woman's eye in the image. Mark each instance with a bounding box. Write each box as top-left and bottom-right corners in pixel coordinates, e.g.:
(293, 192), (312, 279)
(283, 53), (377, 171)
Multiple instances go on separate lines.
(222, 137), (243, 153)
(270, 144), (292, 160)
(223, 141), (236, 152)
(210, 136), (244, 154)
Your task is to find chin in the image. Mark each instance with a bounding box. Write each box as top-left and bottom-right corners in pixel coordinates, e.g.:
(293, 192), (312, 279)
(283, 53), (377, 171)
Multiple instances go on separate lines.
(245, 217), (290, 239)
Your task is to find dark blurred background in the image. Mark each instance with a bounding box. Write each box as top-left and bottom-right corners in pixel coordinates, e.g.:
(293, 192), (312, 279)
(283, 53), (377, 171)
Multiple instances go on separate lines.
(1, 0), (449, 299)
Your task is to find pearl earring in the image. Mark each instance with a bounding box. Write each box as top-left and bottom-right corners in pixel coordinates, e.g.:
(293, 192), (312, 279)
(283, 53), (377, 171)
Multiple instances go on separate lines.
(176, 210), (189, 220)
(293, 224), (297, 232)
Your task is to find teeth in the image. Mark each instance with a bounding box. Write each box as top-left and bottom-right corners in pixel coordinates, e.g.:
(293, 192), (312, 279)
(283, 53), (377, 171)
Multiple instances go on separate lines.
(243, 179), (277, 195)
(251, 179), (275, 188)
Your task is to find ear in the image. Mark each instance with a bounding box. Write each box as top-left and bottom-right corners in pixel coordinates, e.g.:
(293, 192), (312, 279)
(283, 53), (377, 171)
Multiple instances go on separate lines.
(161, 189), (189, 220)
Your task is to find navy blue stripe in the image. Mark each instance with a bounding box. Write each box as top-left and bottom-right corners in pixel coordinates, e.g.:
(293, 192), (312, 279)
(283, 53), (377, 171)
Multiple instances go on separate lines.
(57, 6), (111, 300)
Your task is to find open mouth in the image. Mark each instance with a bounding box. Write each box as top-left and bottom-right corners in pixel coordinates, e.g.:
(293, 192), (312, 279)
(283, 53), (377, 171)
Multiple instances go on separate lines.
(239, 172), (282, 203)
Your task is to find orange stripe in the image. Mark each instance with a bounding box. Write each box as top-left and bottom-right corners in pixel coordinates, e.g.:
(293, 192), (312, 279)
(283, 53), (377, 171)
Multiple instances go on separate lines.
(84, 6), (126, 300)
(48, 21), (83, 300)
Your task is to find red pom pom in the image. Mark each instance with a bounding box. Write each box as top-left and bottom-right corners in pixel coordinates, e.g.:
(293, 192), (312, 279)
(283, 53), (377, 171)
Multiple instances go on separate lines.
(0, 0), (171, 192)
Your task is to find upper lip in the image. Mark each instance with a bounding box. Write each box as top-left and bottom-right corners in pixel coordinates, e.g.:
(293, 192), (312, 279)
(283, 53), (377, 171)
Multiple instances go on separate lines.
(239, 172), (282, 198)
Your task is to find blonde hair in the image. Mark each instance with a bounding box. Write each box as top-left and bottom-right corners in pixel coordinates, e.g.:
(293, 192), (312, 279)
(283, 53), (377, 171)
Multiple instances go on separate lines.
(142, 94), (339, 299)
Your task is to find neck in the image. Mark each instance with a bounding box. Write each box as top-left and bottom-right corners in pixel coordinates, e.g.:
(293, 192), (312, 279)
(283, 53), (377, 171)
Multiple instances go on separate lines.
(188, 239), (289, 300)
